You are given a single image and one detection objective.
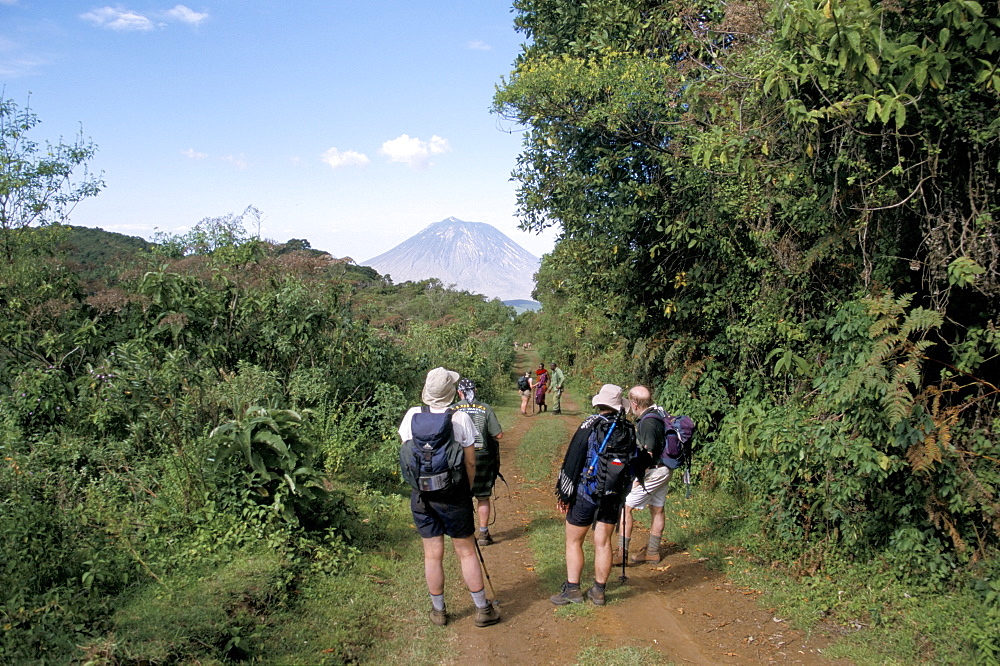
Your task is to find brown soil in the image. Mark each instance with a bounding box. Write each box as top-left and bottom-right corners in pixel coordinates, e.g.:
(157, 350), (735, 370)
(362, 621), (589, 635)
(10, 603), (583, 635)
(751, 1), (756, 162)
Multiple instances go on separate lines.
(438, 374), (852, 665)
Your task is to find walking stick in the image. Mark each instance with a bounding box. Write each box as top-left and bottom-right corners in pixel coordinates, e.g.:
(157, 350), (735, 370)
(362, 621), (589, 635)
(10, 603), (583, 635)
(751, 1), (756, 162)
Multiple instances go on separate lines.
(474, 538), (497, 601)
(618, 501), (628, 584)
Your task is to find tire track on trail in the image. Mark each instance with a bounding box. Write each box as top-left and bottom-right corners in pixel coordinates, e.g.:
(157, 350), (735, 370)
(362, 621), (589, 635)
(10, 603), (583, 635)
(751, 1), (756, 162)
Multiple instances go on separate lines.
(442, 356), (851, 665)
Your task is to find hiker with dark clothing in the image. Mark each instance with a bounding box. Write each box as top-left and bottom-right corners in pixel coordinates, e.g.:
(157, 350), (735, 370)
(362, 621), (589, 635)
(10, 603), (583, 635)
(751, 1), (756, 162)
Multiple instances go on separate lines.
(534, 363), (549, 412)
(550, 384), (625, 607)
(398, 367), (501, 628)
(451, 378), (504, 547)
(518, 371), (534, 415)
(551, 363), (565, 414)
(615, 385), (672, 566)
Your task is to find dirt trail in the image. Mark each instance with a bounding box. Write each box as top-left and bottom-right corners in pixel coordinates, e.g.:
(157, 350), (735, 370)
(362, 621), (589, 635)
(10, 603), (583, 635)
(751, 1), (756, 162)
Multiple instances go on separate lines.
(441, 368), (850, 665)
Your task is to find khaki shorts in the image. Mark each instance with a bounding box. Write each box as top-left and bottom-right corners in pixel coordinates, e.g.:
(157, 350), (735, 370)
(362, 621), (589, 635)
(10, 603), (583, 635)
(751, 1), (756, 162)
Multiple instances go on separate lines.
(624, 466), (674, 509)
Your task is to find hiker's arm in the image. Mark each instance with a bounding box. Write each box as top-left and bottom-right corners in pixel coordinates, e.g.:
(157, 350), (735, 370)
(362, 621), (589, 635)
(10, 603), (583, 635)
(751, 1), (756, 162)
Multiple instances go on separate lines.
(463, 444), (476, 491)
(494, 432), (503, 441)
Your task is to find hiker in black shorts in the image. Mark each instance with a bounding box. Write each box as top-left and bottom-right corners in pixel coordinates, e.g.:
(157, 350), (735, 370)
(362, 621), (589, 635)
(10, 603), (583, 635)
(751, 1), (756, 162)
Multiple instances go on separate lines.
(451, 378), (504, 546)
(398, 367), (501, 628)
(550, 384), (624, 607)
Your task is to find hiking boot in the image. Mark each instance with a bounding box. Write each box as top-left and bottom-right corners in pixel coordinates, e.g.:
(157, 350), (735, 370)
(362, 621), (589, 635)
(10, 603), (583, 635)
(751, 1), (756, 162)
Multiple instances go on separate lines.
(645, 545), (662, 563)
(429, 606), (448, 626)
(550, 582), (584, 605)
(586, 586), (606, 606)
(474, 602), (501, 627)
(477, 531), (494, 546)
(612, 547), (629, 567)
(630, 545), (647, 565)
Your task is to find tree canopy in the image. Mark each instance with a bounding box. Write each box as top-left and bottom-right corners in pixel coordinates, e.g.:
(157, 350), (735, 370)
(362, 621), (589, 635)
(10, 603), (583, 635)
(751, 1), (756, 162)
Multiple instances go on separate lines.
(496, 0), (999, 579)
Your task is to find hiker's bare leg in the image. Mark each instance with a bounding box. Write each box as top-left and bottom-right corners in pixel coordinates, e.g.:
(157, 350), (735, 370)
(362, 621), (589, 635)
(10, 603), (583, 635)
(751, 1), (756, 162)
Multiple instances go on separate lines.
(564, 522), (590, 584)
(477, 497), (491, 529)
(650, 505), (665, 536)
(593, 521), (614, 585)
(623, 505), (635, 539)
(422, 536), (446, 595)
(452, 535), (485, 591)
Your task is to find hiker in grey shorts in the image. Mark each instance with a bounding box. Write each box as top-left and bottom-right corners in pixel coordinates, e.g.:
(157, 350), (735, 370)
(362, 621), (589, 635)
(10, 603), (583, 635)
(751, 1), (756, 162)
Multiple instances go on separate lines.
(615, 385), (672, 566)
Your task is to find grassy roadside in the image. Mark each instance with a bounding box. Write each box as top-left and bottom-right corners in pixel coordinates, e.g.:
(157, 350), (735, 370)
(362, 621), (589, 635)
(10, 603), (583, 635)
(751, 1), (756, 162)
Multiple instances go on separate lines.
(654, 484), (1000, 664)
(267, 378), (533, 664)
(514, 381), (1000, 664)
(184, 375), (995, 664)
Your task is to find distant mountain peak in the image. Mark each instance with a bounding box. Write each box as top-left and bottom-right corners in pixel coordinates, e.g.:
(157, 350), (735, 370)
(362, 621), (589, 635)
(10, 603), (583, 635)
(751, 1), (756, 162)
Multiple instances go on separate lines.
(363, 218), (539, 301)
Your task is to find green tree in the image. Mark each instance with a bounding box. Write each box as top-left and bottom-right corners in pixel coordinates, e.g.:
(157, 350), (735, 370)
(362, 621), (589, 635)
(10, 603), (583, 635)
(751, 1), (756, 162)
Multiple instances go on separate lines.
(0, 96), (103, 261)
(495, 0), (999, 577)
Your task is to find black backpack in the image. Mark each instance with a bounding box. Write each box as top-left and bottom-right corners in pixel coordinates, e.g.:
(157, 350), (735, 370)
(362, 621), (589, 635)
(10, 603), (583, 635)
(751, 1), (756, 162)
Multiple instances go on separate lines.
(581, 410), (637, 500)
(517, 376), (530, 391)
(399, 407), (465, 492)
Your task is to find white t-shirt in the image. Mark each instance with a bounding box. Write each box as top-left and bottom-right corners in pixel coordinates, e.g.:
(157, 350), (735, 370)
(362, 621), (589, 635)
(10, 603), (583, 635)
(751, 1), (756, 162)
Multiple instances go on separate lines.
(398, 406), (476, 447)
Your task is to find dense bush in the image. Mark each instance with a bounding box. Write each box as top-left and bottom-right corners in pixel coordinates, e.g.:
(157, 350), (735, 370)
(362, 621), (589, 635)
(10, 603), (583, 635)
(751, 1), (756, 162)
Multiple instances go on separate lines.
(1, 98), (522, 660)
(497, 4), (998, 656)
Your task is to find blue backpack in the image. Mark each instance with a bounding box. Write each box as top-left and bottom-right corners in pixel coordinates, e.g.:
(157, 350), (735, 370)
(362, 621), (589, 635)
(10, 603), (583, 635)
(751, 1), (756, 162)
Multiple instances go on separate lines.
(399, 407), (465, 492)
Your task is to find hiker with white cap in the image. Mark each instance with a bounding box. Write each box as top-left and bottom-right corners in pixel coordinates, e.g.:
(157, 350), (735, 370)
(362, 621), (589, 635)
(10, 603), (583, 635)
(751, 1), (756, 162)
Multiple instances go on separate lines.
(398, 367), (501, 627)
(550, 383), (631, 606)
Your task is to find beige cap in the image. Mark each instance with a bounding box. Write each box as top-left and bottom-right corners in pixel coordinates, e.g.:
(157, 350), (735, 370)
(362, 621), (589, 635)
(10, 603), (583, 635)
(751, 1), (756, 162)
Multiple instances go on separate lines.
(591, 384), (623, 411)
(422, 367), (460, 409)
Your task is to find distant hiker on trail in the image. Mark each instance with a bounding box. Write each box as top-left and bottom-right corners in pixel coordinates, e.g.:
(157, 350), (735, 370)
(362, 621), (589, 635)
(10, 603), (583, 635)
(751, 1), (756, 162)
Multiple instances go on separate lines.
(614, 385), (672, 567)
(550, 362), (565, 414)
(551, 384), (630, 607)
(534, 363), (549, 412)
(398, 367), (501, 628)
(451, 378), (504, 547)
(518, 371), (533, 415)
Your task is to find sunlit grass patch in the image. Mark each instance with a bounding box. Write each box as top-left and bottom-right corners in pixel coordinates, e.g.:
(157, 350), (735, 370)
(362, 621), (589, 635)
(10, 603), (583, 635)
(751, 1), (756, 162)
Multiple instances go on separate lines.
(266, 488), (457, 665)
(109, 546), (292, 664)
(517, 418), (567, 486)
(575, 641), (668, 665)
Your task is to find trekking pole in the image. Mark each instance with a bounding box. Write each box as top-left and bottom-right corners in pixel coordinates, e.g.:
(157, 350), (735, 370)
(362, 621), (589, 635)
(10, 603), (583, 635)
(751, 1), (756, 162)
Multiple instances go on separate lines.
(618, 502), (628, 584)
(473, 538), (497, 601)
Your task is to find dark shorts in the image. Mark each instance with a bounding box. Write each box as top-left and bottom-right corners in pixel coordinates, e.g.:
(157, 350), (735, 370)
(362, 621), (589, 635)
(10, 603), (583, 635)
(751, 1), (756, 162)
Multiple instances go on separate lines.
(410, 489), (476, 539)
(566, 491), (621, 527)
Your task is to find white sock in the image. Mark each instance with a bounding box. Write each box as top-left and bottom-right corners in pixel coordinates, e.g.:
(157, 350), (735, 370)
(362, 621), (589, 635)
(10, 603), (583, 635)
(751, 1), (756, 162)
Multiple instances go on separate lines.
(471, 587), (489, 608)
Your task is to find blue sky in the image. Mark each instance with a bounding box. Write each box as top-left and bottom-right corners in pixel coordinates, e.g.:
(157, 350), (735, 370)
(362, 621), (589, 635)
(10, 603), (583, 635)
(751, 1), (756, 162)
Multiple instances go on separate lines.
(1, 1), (557, 261)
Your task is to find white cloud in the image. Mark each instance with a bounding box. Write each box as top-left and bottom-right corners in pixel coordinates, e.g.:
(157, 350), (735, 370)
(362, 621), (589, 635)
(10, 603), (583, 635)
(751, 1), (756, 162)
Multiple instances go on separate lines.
(466, 40), (491, 51)
(181, 148), (208, 160)
(80, 7), (156, 32)
(221, 154), (248, 170)
(379, 134), (451, 169)
(80, 5), (208, 31)
(321, 147), (370, 169)
(164, 5), (208, 26)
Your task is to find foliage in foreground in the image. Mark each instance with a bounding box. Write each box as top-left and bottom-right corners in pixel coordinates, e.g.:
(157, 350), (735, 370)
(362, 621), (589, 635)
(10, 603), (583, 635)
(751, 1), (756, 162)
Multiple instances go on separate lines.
(1, 93), (519, 662)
